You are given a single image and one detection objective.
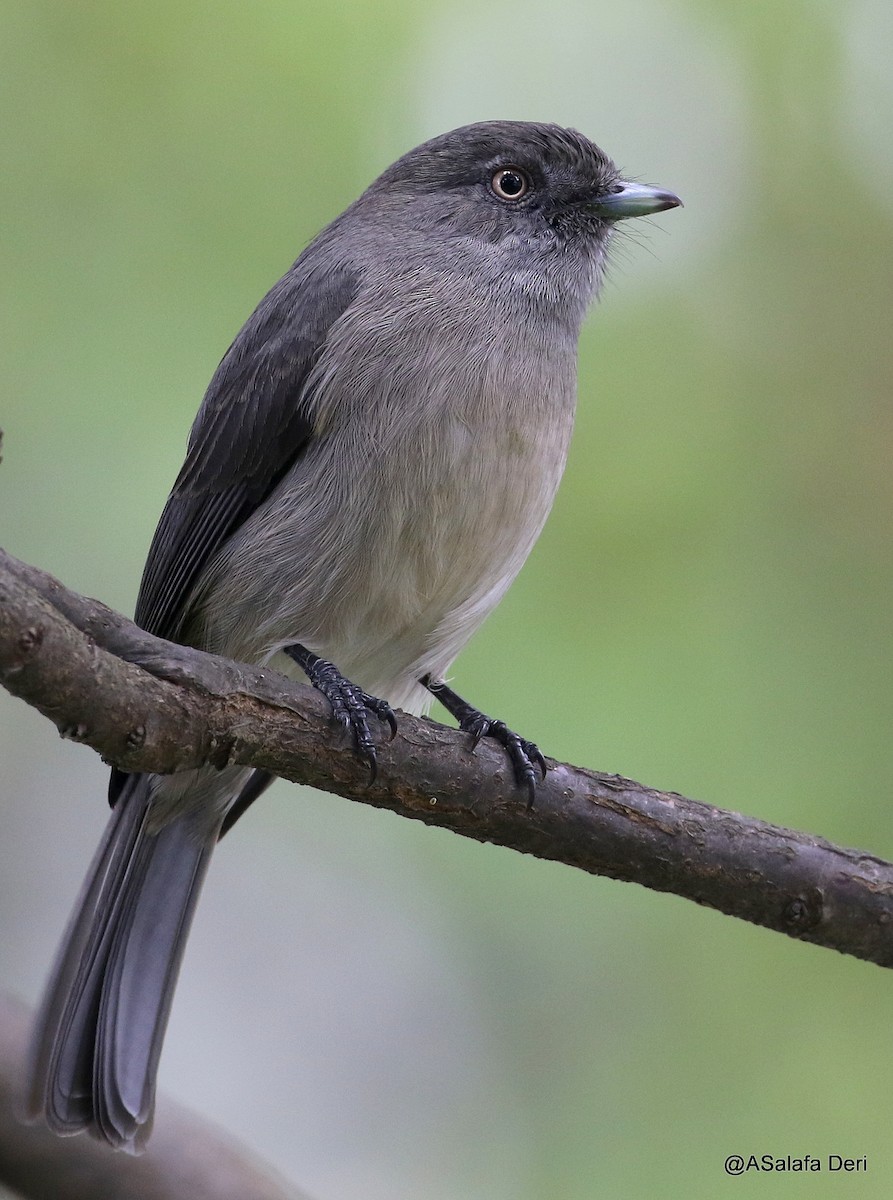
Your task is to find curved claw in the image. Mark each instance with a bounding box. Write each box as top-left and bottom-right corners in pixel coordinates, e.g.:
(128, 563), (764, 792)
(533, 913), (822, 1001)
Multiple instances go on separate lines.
(465, 716), (547, 803)
(420, 675), (549, 803)
(520, 768), (537, 809)
(489, 722), (539, 805)
(357, 742), (379, 785)
(525, 741), (548, 781)
(285, 645), (396, 783)
(467, 716), (491, 752)
(366, 697), (397, 741)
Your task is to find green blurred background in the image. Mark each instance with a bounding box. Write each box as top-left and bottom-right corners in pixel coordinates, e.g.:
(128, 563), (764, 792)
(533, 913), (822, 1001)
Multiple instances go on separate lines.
(2, 1), (892, 1196)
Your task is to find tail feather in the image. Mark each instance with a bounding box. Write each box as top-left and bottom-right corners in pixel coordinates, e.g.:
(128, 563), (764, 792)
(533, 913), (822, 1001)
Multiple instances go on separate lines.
(27, 775), (217, 1152)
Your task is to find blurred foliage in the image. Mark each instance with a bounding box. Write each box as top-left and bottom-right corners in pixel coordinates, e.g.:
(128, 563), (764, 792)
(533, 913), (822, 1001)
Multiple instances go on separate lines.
(2, 1), (892, 1197)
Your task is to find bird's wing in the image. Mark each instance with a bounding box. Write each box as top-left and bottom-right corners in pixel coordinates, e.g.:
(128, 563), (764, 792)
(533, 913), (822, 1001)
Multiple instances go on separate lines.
(107, 263), (358, 808)
(134, 262), (358, 642)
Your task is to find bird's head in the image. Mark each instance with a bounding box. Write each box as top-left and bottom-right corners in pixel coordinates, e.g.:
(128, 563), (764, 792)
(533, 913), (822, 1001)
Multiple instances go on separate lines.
(367, 120), (681, 249)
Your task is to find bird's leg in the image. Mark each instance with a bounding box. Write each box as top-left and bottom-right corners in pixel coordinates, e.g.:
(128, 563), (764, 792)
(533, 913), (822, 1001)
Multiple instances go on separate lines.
(284, 644), (397, 781)
(420, 674), (547, 805)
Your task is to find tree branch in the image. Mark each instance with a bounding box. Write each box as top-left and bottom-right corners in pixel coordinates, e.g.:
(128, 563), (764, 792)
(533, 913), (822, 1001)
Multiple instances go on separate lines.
(2, 545), (893, 968)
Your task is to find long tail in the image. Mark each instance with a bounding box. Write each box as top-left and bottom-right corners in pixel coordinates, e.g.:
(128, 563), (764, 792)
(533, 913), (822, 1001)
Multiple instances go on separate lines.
(26, 776), (218, 1152)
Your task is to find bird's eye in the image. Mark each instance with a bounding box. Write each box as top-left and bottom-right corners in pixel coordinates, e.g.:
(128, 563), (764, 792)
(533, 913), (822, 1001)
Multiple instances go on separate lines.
(490, 167), (531, 201)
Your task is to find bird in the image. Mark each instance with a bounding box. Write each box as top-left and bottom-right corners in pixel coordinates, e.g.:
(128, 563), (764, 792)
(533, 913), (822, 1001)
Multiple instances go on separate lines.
(27, 120), (680, 1150)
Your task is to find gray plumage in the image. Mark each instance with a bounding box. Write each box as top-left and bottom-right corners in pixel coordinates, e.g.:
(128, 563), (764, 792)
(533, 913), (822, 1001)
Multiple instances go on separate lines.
(27, 120), (680, 1150)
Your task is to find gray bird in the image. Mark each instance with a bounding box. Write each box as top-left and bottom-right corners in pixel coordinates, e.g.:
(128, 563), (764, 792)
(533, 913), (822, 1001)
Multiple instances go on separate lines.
(27, 120), (680, 1150)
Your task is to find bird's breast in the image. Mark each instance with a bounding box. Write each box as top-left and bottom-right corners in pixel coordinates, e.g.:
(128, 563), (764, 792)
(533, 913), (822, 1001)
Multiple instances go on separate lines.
(196, 282), (581, 704)
(309, 299), (579, 686)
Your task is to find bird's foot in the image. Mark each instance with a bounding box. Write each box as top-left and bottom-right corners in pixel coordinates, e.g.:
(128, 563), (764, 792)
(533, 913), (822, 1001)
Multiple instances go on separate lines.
(285, 645), (396, 781)
(421, 675), (547, 805)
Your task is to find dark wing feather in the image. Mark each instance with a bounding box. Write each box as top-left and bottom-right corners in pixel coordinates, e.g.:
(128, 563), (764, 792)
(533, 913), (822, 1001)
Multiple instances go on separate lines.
(135, 262), (358, 640)
(109, 260), (358, 808)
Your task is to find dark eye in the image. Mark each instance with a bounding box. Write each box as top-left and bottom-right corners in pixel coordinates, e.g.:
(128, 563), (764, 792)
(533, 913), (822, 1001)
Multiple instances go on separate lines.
(490, 167), (531, 201)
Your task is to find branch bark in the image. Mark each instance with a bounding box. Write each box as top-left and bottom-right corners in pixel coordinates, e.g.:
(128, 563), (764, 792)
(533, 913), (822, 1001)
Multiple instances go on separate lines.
(2, 545), (893, 968)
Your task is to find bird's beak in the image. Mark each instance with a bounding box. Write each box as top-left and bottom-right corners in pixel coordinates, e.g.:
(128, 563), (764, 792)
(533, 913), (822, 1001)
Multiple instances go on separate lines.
(593, 181), (683, 221)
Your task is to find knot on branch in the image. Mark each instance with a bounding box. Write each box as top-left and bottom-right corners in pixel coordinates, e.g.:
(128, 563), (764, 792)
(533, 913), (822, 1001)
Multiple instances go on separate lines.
(781, 890), (823, 933)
